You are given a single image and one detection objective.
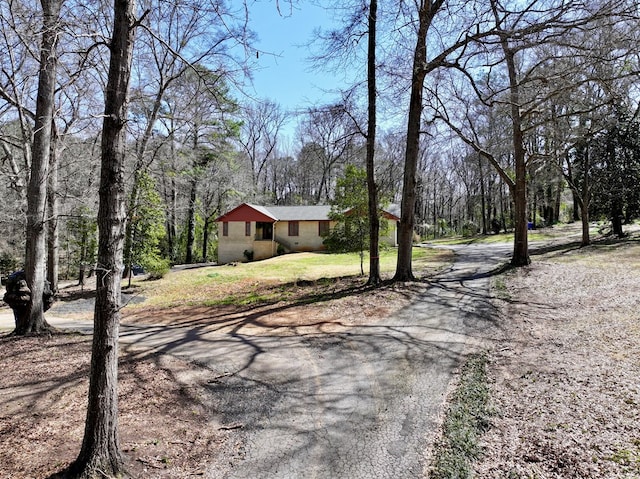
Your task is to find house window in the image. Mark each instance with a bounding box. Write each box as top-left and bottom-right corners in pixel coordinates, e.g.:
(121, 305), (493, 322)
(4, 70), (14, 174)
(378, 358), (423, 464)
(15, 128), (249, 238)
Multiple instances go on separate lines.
(245, 221), (251, 236)
(288, 221), (299, 237)
(319, 220), (330, 237)
(222, 222), (229, 237)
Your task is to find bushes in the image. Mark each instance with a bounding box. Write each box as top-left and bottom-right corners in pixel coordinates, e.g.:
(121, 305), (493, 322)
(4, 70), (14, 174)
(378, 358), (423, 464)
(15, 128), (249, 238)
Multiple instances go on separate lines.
(139, 254), (170, 280)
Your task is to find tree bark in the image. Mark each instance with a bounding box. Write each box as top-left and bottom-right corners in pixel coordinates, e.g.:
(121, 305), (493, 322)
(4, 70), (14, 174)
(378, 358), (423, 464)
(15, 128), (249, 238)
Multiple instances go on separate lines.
(185, 177), (197, 263)
(496, 4), (529, 266)
(580, 194), (590, 246)
(611, 200), (624, 237)
(579, 148), (591, 246)
(478, 154), (487, 235)
(395, 2), (435, 281)
(47, 123), (60, 293)
(19, 0), (61, 335)
(66, 0), (137, 476)
(366, 0), (381, 286)
(167, 135), (178, 261)
(202, 215), (212, 262)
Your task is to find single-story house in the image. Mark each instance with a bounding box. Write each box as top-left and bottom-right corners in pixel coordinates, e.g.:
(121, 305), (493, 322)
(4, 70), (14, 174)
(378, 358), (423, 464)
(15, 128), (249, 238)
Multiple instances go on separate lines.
(215, 203), (400, 264)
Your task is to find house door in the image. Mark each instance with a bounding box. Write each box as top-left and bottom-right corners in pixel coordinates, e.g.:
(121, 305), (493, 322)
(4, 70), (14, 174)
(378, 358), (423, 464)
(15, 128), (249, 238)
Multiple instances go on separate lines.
(257, 222), (273, 240)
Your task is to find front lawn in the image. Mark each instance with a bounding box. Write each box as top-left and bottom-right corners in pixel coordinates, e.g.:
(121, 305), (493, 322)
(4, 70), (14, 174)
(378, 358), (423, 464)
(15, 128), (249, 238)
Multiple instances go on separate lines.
(129, 247), (452, 308)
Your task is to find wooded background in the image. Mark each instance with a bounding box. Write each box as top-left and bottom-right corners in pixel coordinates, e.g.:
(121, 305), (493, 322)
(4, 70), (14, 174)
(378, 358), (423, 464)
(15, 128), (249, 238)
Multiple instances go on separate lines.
(2, 0), (639, 284)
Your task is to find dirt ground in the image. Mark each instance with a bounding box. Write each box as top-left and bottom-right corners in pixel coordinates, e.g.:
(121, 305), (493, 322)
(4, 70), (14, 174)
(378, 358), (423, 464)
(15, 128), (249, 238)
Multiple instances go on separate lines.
(475, 236), (640, 478)
(0, 334), (225, 478)
(1, 231), (639, 478)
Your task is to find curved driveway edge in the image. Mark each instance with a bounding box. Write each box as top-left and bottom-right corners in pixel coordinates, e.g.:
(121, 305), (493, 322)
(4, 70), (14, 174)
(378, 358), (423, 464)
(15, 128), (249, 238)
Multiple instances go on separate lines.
(118, 243), (511, 479)
(0, 244), (511, 478)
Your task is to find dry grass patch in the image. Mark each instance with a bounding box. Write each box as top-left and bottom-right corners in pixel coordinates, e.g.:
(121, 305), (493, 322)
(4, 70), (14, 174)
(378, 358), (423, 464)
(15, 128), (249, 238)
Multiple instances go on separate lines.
(476, 238), (640, 478)
(127, 248), (452, 309)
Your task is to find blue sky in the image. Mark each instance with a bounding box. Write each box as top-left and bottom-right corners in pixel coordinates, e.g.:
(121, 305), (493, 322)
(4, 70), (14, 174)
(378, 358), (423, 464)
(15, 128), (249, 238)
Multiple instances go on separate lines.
(246, 1), (344, 113)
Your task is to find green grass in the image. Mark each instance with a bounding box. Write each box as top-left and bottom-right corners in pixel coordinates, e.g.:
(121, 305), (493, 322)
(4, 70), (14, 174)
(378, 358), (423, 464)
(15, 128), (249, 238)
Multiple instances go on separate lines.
(492, 276), (510, 301)
(430, 353), (493, 479)
(130, 247), (452, 309)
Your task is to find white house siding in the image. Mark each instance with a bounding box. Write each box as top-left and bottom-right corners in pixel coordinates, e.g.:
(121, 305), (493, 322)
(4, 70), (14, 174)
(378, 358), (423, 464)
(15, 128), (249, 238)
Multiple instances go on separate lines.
(381, 221), (398, 246)
(217, 221), (254, 264)
(253, 240), (277, 260)
(275, 221), (328, 252)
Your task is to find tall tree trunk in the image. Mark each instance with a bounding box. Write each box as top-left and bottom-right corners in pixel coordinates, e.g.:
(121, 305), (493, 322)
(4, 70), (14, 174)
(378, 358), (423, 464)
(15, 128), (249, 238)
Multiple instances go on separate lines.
(122, 169), (141, 278)
(366, 0), (381, 286)
(478, 154), (487, 235)
(168, 174), (177, 260)
(47, 123), (60, 294)
(160, 134), (178, 262)
(606, 132), (624, 238)
(496, 5), (529, 266)
(185, 178), (197, 264)
(611, 200), (624, 237)
(579, 195), (590, 246)
(202, 215), (211, 262)
(553, 172), (562, 225)
(579, 147), (591, 246)
(167, 135), (178, 261)
(395, 2), (436, 281)
(66, 0), (137, 476)
(19, 0), (61, 335)
(572, 190), (580, 222)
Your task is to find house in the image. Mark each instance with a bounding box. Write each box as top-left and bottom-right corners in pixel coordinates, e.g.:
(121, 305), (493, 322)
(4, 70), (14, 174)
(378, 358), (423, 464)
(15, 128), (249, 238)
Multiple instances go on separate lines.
(215, 203), (400, 264)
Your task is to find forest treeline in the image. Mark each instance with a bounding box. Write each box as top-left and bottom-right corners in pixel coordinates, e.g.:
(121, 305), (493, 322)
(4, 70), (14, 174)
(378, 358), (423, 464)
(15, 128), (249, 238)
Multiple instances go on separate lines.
(2, 0), (640, 284)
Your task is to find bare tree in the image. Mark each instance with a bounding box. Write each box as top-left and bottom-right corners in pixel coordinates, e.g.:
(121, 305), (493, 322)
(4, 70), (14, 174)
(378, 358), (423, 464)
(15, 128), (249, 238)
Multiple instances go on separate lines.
(364, 0), (381, 285)
(308, 0), (382, 283)
(297, 104), (360, 203)
(394, 0), (444, 281)
(492, 0), (529, 265)
(433, 0), (638, 265)
(238, 99), (287, 199)
(20, 0), (63, 334)
(65, 0), (141, 476)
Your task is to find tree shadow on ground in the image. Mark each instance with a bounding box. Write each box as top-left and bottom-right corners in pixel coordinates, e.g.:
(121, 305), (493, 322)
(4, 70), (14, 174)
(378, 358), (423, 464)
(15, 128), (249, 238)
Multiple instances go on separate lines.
(529, 232), (640, 260)
(3, 248), (514, 478)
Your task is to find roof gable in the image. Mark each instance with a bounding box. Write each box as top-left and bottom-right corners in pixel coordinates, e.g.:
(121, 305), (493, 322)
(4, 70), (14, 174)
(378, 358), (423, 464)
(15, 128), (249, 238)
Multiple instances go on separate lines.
(215, 203), (277, 222)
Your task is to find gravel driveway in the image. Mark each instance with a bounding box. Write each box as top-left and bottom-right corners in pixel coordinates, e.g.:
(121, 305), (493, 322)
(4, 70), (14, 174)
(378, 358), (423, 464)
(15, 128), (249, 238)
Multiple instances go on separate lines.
(118, 244), (510, 479)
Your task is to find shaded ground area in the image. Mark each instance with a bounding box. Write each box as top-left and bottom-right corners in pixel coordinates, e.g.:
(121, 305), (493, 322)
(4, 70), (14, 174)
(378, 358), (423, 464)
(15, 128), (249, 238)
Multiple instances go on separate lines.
(0, 335), (223, 478)
(475, 235), (640, 478)
(2, 225), (639, 478)
(0, 257), (457, 478)
(115, 244), (506, 479)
